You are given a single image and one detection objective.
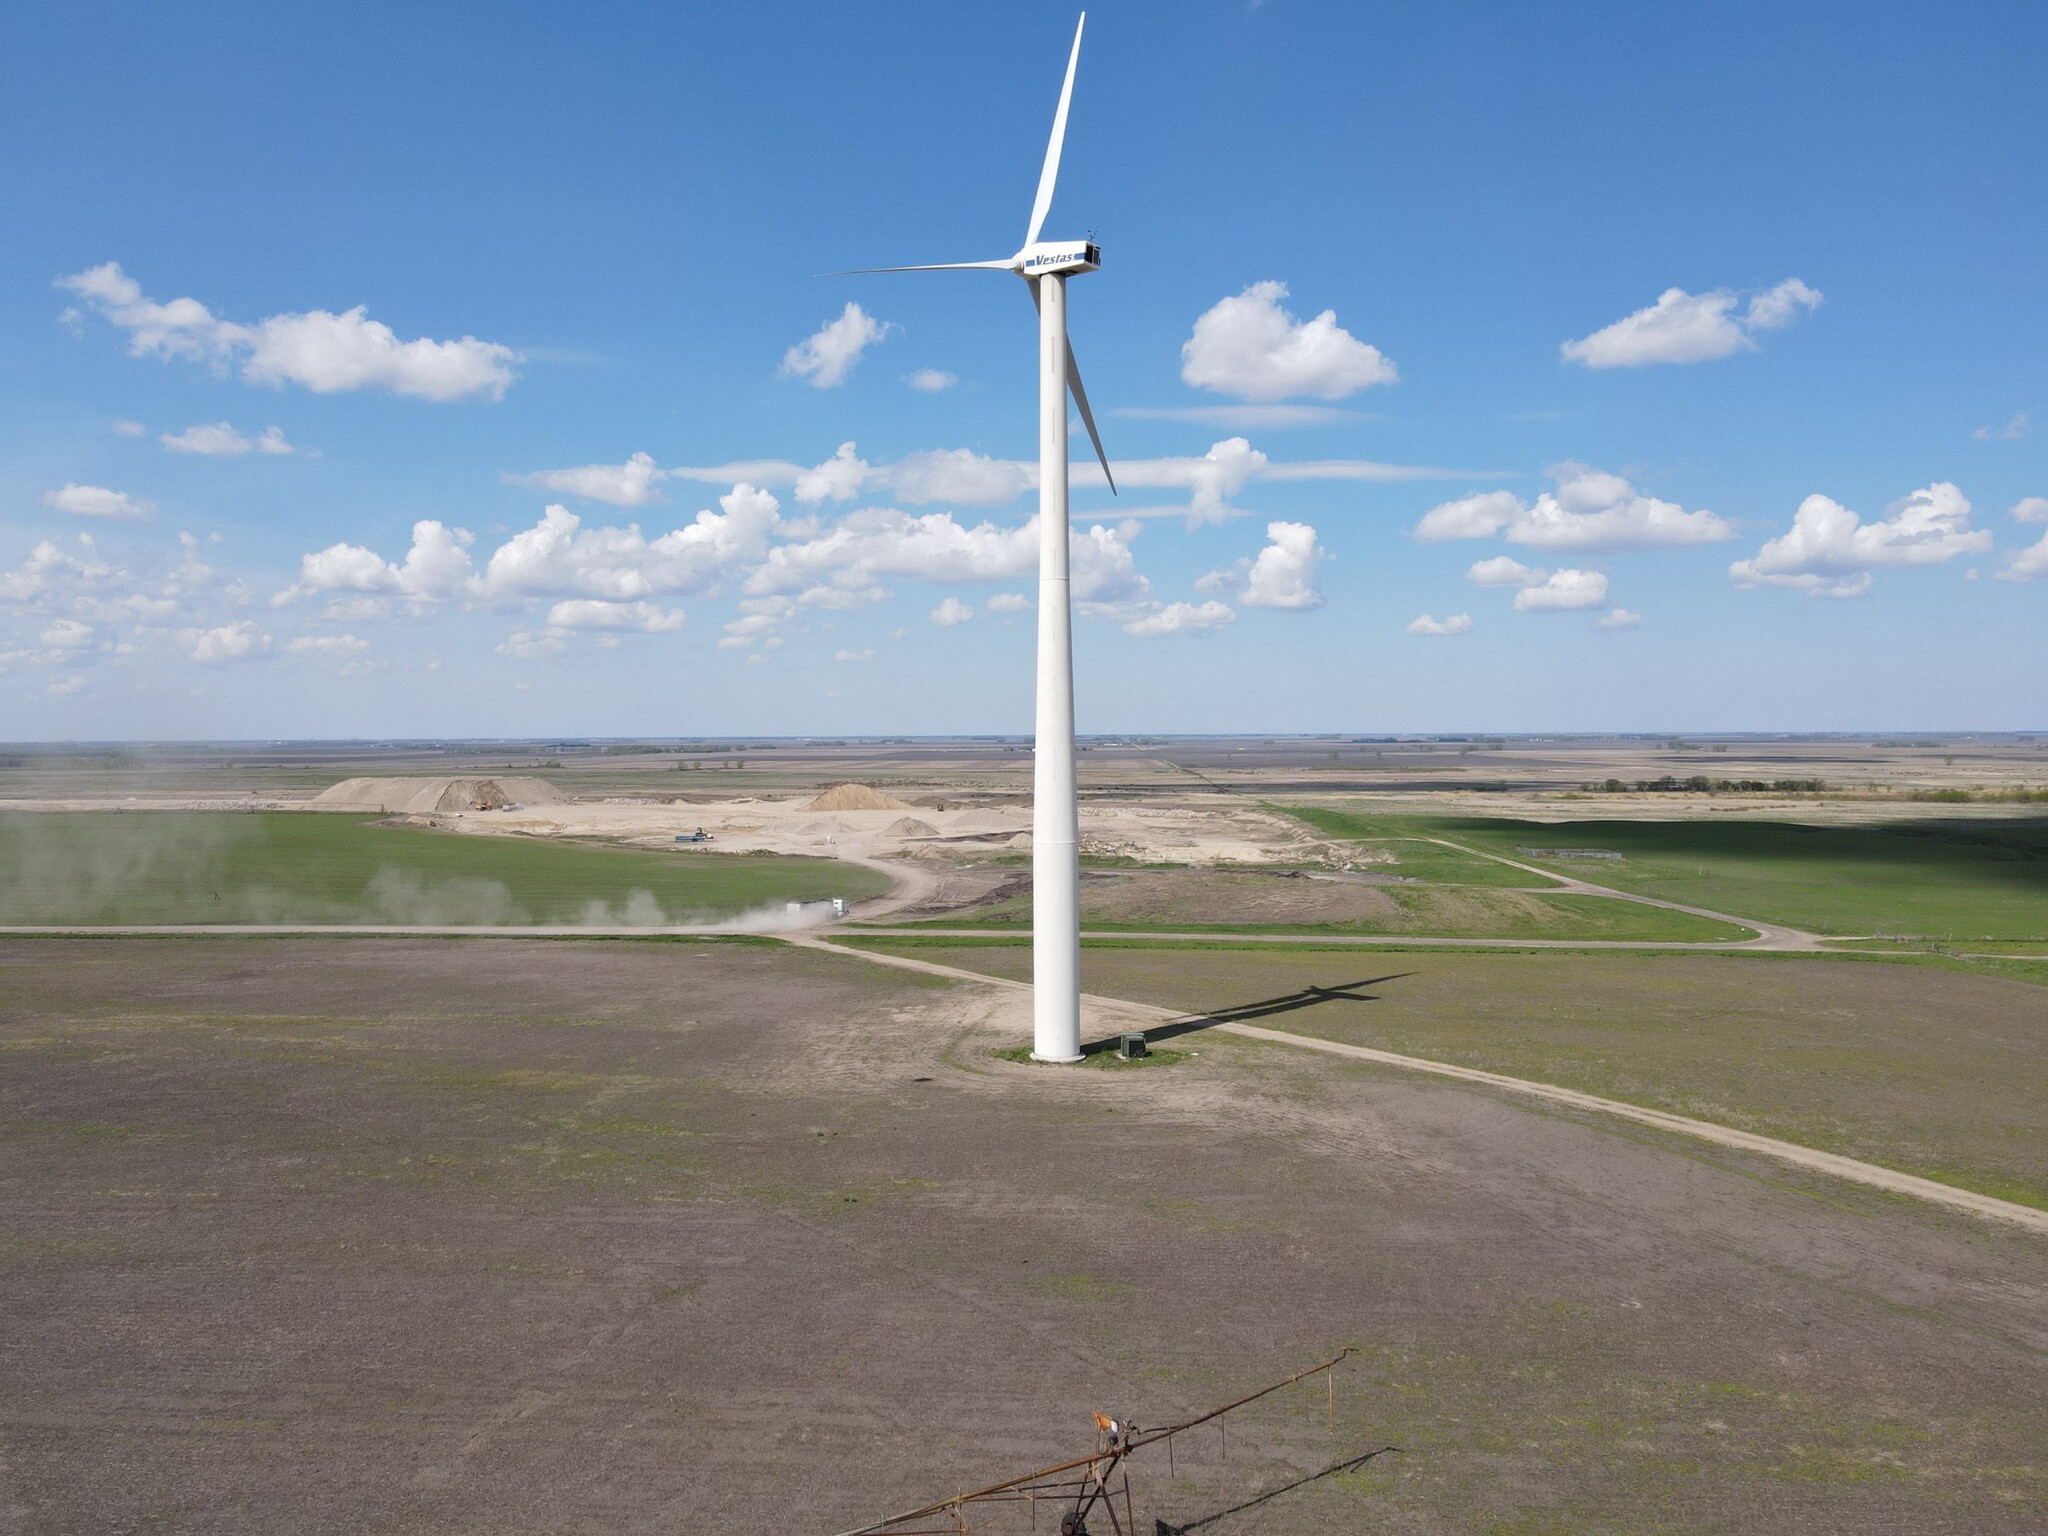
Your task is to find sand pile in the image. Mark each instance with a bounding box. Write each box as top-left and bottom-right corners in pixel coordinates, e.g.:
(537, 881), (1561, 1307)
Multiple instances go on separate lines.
(884, 817), (940, 838)
(312, 777), (565, 814)
(803, 783), (913, 812)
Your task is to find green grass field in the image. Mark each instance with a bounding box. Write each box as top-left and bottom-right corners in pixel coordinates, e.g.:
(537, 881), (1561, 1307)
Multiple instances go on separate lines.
(1288, 807), (2048, 939)
(0, 812), (885, 925)
(893, 883), (1752, 942)
(859, 940), (2048, 1210)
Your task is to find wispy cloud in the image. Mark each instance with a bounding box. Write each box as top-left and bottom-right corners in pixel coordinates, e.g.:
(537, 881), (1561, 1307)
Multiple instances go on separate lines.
(160, 421), (300, 457)
(1116, 404), (1364, 429)
(1562, 279), (1821, 368)
(1974, 411), (2029, 441)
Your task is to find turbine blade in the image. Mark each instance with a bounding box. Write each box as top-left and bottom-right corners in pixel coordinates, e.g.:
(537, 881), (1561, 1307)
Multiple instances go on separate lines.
(1066, 339), (1116, 495)
(1024, 13), (1086, 248)
(824, 260), (1017, 275)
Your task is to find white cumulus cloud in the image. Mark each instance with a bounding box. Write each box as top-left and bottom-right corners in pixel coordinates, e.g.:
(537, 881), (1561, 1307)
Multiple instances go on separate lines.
(834, 648), (874, 662)
(1597, 607), (1643, 629)
(284, 519), (478, 603)
(1412, 490), (1524, 543)
(40, 618), (96, 649)
(794, 442), (871, 505)
(160, 422), (299, 456)
(1466, 555), (1548, 588)
(1974, 412), (2029, 442)
(1730, 482), (1990, 597)
(1562, 279), (1822, 368)
(41, 484), (154, 521)
(1417, 465), (1730, 551)
(1996, 531), (2048, 582)
(497, 628), (568, 660)
(1123, 600), (1235, 638)
(1179, 282), (1397, 402)
(781, 302), (894, 388)
(179, 620), (266, 662)
(746, 507), (1034, 599)
(59, 262), (518, 401)
(1405, 613), (1472, 636)
(286, 633), (371, 657)
(986, 591), (1033, 614)
(480, 489), (781, 601)
(930, 596), (974, 627)
(884, 447), (1032, 507)
(906, 368), (958, 392)
(2011, 497), (2048, 524)
(543, 598), (684, 632)
(1238, 520), (1325, 610)
(508, 451), (663, 507)
(1513, 570), (1610, 611)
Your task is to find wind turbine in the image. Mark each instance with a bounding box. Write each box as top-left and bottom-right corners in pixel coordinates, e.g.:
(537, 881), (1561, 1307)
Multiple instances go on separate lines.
(842, 12), (1113, 1064)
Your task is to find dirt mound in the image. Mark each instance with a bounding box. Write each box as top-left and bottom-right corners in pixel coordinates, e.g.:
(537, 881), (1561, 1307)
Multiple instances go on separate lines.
(883, 817), (940, 838)
(803, 783), (913, 812)
(312, 777), (565, 814)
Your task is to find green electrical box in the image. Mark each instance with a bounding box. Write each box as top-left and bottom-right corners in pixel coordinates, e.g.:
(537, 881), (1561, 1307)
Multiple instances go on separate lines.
(1119, 1032), (1148, 1059)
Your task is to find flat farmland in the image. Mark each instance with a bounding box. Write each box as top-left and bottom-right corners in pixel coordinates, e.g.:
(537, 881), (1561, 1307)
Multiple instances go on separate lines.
(1290, 809), (2048, 940)
(1, 937), (2043, 1533)
(901, 865), (1753, 943)
(859, 942), (2048, 1211)
(0, 812), (884, 925)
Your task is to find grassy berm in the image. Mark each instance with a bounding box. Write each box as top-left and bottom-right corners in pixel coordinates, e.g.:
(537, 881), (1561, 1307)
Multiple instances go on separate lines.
(0, 811), (883, 924)
(2, 936), (2043, 1532)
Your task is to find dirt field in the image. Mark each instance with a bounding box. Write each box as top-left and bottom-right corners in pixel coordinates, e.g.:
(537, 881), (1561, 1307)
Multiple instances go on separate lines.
(2, 938), (2042, 1533)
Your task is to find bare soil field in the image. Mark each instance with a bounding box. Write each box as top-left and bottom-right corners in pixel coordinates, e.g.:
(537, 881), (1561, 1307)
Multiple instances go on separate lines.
(2, 937), (2042, 1533)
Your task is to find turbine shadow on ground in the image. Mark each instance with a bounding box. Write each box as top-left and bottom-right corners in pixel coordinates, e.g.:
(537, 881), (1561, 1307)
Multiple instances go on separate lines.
(1081, 974), (1413, 1055)
(1149, 1446), (1402, 1533)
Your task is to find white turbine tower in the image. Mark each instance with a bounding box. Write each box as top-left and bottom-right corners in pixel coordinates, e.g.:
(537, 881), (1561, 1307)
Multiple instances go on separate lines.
(841, 12), (1112, 1064)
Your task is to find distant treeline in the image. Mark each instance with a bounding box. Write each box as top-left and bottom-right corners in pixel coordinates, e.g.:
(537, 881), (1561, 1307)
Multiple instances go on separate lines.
(1578, 776), (2048, 802)
(1582, 776), (1831, 794)
(1904, 787), (2048, 803)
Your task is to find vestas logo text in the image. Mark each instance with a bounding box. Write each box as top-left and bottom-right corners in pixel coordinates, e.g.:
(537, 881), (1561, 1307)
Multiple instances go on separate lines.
(1026, 250), (1090, 268)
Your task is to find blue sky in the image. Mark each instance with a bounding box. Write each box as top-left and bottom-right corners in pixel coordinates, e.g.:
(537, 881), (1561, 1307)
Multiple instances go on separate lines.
(2, 0), (2043, 738)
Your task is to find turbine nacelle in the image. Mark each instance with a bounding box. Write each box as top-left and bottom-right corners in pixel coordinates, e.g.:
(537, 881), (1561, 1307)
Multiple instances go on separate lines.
(1015, 240), (1101, 276)
(832, 12), (1116, 493)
